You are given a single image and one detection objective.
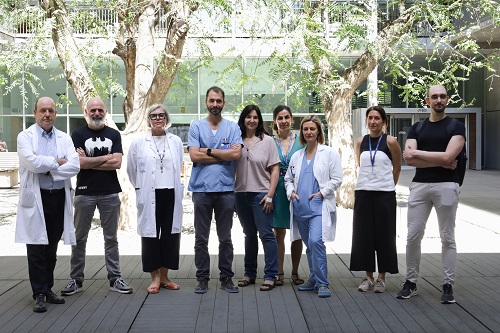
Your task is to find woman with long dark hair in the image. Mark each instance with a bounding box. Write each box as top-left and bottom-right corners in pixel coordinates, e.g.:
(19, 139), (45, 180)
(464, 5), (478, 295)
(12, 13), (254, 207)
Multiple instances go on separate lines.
(234, 104), (280, 291)
(271, 105), (304, 286)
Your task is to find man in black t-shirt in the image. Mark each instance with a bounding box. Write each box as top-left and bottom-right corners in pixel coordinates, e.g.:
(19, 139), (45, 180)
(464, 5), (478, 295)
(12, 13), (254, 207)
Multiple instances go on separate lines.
(397, 85), (466, 304)
(61, 97), (133, 296)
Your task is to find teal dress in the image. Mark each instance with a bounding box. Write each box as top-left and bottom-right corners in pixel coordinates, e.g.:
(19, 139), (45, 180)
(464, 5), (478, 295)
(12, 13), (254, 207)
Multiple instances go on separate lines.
(272, 135), (304, 229)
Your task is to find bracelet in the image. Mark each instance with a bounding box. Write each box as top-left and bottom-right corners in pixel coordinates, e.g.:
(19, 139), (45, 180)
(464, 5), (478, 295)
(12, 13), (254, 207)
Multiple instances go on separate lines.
(265, 196), (273, 203)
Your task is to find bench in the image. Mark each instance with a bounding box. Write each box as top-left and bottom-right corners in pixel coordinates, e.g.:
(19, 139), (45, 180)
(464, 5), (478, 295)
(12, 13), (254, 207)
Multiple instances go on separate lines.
(0, 152), (19, 188)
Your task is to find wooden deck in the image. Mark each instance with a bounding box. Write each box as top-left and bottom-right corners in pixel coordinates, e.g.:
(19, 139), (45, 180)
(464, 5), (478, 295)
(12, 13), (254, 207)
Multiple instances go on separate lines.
(1, 253), (500, 333)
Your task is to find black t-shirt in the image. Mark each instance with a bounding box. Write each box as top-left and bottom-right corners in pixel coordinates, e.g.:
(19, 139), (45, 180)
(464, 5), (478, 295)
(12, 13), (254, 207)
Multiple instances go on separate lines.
(407, 116), (466, 183)
(72, 126), (123, 195)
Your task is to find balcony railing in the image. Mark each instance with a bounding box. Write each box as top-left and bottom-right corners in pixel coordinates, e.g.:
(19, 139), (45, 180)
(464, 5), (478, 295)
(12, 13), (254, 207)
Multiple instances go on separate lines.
(5, 4), (456, 39)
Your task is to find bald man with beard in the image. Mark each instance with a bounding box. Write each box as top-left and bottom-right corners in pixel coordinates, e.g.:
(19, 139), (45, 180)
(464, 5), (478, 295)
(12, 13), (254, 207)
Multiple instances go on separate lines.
(61, 97), (133, 296)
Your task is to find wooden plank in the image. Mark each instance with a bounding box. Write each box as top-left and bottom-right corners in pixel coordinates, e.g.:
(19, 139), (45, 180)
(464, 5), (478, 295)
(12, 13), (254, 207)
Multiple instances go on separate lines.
(0, 280), (42, 333)
(1, 254), (500, 333)
(129, 280), (199, 333)
(110, 279), (149, 333)
(227, 279), (244, 333)
(12, 280), (79, 333)
(416, 279), (487, 333)
(279, 284), (309, 333)
(255, 286), (276, 332)
(295, 287), (327, 333)
(384, 278), (440, 333)
(54, 279), (109, 333)
(211, 281), (230, 332)
(337, 277), (390, 332)
(240, 282), (260, 333)
(267, 286), (293, 333)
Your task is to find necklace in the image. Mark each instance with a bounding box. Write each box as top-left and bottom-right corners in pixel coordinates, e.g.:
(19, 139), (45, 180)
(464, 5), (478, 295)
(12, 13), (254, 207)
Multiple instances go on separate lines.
(275, 132), (294, 165)
(152, 135), (166, 173)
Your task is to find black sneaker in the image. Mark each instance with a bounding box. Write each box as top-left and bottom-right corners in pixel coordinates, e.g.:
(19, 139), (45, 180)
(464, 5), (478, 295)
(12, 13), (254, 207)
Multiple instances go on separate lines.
(194, 280), (208, 294)
(220, 278), (239, 293)
(396, 280), (418, 299)
(441, 283), (456, 304)
(33, 294), (47, 313)
(46, 290), (65, 304)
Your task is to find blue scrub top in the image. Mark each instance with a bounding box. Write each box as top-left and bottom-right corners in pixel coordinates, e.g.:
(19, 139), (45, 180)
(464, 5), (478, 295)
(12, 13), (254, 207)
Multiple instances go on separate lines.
(187, 118), (243, 192)
(293, 151), (322, 220)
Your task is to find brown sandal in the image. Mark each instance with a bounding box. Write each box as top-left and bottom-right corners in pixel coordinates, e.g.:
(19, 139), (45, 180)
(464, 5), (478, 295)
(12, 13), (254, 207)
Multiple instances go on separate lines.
(291, 273), (304, 286)
(275, 273), (285, 286)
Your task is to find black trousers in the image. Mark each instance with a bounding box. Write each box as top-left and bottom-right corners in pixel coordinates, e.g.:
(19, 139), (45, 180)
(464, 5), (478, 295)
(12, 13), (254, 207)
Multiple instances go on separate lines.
(26, 190), (65, 298)
(349, 190), (399, 274)
(141, 188), (180, 272)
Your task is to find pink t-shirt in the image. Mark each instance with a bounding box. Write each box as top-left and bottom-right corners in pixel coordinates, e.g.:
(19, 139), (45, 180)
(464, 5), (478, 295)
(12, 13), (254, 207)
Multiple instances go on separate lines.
(235, 134), (280, 192)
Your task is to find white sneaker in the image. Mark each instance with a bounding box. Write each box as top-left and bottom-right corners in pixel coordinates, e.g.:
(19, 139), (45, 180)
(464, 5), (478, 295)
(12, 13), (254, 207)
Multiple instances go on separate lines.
(357, 277), (374, 292)
(373, 279), (386, 293)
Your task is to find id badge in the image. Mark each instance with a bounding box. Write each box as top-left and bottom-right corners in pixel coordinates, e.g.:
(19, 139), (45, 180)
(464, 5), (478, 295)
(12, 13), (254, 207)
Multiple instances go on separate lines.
(220, 138), (230, 150)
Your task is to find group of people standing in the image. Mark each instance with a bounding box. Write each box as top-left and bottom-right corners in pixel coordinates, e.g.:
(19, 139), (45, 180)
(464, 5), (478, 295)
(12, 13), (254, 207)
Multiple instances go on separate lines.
(16, 83), (465, 312)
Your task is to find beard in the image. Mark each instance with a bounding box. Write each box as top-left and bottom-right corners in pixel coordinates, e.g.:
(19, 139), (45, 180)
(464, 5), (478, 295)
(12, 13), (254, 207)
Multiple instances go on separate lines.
(434, 105), (446, 113)
(89, 114), (105, 128)
(208, 105), (223, 116)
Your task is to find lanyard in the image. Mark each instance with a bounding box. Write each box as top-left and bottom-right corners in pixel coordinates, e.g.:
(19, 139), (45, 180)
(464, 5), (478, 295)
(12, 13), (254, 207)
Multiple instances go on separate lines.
(369, 134), (383, 173)
(276, 132), (293, 166)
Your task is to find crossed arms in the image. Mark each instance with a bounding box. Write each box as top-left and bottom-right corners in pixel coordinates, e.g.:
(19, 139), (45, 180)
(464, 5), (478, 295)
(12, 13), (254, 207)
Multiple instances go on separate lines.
(76, 147), (122, 170)
(403, 135), (464, 169)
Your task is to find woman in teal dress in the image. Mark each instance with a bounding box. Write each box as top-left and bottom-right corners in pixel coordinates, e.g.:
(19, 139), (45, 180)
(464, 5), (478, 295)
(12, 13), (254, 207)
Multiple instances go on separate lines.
(272, 105), (305, 286)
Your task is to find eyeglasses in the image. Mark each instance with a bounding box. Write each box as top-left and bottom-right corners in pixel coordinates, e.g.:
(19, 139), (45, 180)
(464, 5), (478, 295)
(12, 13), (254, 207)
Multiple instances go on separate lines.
(429, 94), (448, 100)
(149, 113), (166, 120)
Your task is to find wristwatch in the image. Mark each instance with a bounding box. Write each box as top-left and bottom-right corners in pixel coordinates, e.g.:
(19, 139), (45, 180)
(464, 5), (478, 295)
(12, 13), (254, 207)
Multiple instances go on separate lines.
(207, 148), (212, 156)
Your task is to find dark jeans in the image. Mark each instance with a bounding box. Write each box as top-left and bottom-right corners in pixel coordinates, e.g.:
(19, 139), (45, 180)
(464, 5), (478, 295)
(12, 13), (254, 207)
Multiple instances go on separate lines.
(193, 192), (235, 281)
(235, 192), (278, 281)
(27, 190), (65, 298)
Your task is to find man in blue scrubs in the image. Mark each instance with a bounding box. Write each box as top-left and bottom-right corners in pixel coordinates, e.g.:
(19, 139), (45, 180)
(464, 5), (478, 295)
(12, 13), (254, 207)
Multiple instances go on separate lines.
(188, 86), (243, 294)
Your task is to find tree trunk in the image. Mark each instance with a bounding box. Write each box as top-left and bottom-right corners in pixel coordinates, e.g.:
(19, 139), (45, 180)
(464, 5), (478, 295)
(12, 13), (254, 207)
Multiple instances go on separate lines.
(42, 0), (96, 110)
(323, 91), (357, 208)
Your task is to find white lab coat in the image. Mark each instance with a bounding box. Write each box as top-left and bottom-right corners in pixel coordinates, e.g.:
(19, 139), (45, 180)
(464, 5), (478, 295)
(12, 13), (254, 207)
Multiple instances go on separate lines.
(127, 130), (184, 237)
(15, 124), (80, 245)
(284, 144), (343, 242)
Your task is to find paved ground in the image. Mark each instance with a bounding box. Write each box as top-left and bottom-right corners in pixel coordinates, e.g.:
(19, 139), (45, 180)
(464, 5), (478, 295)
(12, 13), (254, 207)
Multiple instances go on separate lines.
(1, 168), (499, 257)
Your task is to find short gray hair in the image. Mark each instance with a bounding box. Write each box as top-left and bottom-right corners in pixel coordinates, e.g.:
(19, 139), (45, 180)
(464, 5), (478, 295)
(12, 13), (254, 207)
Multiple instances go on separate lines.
(146, 104), (171, 128)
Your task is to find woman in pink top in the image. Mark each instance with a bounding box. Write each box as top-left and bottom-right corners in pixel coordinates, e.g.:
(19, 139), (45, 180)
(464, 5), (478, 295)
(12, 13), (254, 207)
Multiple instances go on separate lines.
(234, 104), (280, 291)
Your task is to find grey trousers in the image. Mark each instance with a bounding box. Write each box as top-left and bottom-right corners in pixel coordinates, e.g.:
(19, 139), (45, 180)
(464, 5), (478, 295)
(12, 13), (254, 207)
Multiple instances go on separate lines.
(406, 182), (459, 285)
(71, 194), (122, 285)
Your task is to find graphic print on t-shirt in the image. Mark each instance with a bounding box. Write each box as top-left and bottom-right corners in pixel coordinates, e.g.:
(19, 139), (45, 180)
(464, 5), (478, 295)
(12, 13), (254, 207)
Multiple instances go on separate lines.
(85, 137), (113, 156)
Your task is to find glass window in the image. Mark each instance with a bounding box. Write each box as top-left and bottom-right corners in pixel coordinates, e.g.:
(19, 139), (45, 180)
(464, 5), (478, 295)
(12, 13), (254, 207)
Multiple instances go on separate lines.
(164, 61), (199, 118)
(199, 58), (242, 117)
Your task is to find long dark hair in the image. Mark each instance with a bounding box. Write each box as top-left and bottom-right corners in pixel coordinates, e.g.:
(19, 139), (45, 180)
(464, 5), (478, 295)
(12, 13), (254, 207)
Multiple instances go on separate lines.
(272, 105), (292, 133)
(238, 104), (269, 139)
